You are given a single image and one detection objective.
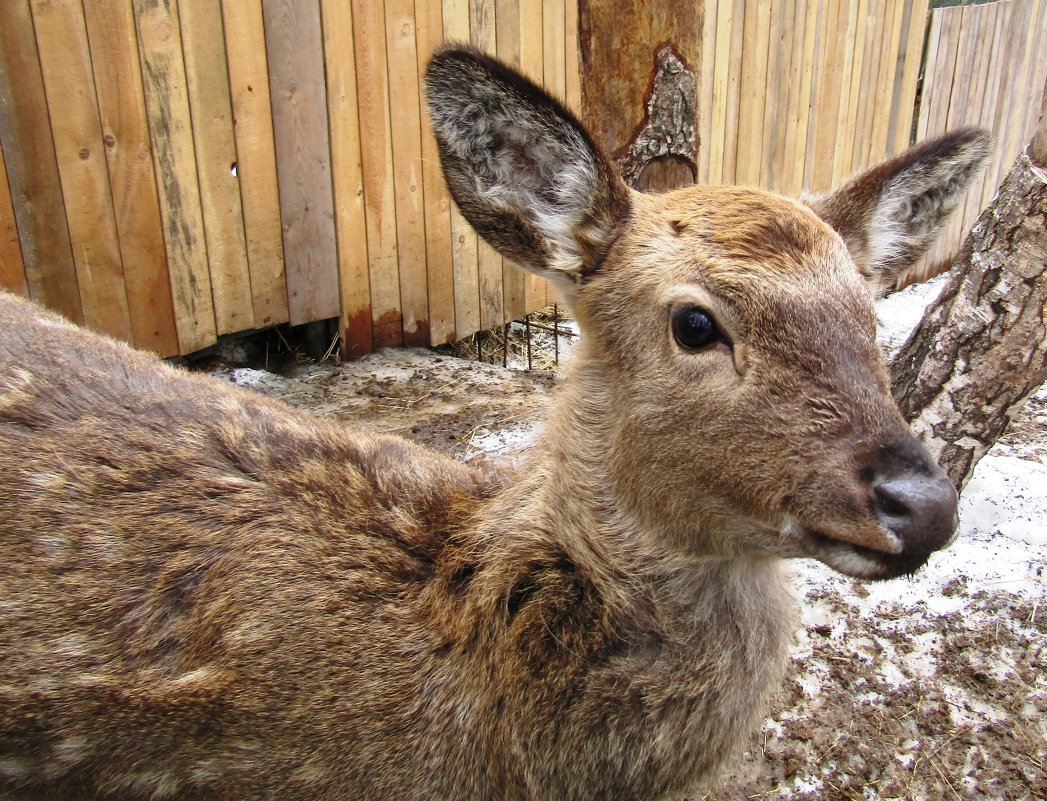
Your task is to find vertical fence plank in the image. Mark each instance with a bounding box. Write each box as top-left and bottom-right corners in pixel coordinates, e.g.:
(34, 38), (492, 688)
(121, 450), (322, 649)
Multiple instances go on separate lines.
(892, 0), (930, 154)
(783, 0), (815, 195)
(0, 138), (28, 296)
(180, 0), (254, 336)
(809, 0), (846, 191)
(735, 0), (769, 187)
(471, 0), (506, 330)
(0, 0), (82, 323)
(848, 0), (880, 174)
(221, 0), (289, 330)
(993, 0), (1035, 186)
(832, 0), (864, 184)
(706, 0), (732, 185)
(937, 6), (978, 266)
(766, 1), (793, 191)
(415, 0), (457, 346)
(441, 0), (481, 340)
(321, 0), (373, 356)
(564, 0), (580, 114)
(519, 0), (548, 309)
(385, 0), (431, 346)
(980, 0), (1014, 209)
(722, 0), (746, 183)
(134, 0), (216, 353)
(953, 2), (995, 236)
(494, 0), (525, 322)
(541, 0), (564, 307)
(866, 0), (904, 164)
(263, 0), (341, 328)
(352, 0), (403, 348)
(698, 0), (718, 185)
(31, 0), (133, 343)
(1018, 0), (1047, 149)
(543, 0), (566, 100)
(83, 0), (178, 356)
(915, 6), (943, 142)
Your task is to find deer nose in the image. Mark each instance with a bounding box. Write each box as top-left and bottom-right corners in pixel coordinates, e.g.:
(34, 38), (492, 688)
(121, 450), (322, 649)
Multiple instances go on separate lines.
(872, 470), (958, 554)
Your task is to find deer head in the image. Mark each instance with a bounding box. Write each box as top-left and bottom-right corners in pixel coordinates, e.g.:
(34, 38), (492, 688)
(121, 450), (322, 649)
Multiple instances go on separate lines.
(426, 46), (988, 581)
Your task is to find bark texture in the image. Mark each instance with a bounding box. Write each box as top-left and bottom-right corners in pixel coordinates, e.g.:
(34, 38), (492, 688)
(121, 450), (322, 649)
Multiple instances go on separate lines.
(890, 147), (1047, 490)
(578, 0), (701, 193)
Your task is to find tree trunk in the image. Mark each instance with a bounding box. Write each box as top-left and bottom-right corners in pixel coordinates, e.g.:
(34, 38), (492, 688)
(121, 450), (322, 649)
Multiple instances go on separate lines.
(578, 0), (702, 193)
(890, 99), (1047, 491)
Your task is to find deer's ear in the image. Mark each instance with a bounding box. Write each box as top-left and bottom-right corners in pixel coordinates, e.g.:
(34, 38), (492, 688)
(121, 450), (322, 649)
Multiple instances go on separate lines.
(806, 128), (990, 296)
(425, 46), (630, 303)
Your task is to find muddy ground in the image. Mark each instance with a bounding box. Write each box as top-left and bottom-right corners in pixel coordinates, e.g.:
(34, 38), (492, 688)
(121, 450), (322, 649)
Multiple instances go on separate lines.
(202, 315), (1045, 801)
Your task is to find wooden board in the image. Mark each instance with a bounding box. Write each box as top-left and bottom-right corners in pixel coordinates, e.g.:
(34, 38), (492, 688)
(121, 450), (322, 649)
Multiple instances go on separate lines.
(0, 138), (28, 296)
(441, 0), (481, 338)
(765, 1), (793, 192)
(180, 0), (254, 336)
(736, 0), (768, 186)
(221, 0), (289, 330)
(83, 0), (179, 356)
(892, 0), (931, 154)
(471, 0), (506, 329)
(133, 0), (217, 353)
(867, 0), (905, 164)
(723, 0), (746, 184)
(980, 0), (1016, 209)
(783, 0), (815, 195)
(698, 0), (718, 185)
(808, 0), (845, 192)
(320, 0), (373, 356)
(494, 0), (525, 322)
(832, 0), (864, 184)
(915, 7), (943, 141)
(386, 0), (432, 346)
(0, 0), (82, 323)
(519, 0), (547, 310)
(415, 0), (456, 346)
(353, 0), (403, 347)
(31, 0), (133, 343)
(564, 0), (581, 114)
(706, 0), (734, 185)
(262, 0), (341, 328)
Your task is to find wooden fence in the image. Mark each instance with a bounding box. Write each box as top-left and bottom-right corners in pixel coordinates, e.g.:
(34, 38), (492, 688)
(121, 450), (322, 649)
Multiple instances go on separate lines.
(0, 0), (1044, 358)
(697, 0), (929, 195)
(917, 0), (1047, 274)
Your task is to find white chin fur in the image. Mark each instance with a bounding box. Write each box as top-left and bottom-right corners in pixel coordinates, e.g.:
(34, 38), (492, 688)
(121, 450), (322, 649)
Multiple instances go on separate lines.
(815, 543), (895, 580)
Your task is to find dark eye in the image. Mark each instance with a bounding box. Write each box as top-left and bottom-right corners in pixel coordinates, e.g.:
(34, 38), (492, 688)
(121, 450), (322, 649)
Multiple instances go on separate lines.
(671, 306), (725, 351)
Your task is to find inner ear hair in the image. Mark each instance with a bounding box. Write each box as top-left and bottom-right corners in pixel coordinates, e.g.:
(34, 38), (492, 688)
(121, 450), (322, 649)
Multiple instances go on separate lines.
(807, 127), (990, 293)
(425, 45), (630, 298)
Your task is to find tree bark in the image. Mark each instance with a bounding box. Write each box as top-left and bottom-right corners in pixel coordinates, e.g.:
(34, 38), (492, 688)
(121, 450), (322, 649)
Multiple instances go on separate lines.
(578, 0), (702, 193)
(890, 102), (1047, 491)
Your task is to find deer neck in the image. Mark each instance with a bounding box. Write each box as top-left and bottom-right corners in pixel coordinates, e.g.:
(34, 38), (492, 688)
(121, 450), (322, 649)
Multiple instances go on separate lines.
(466, 352), (795, 652)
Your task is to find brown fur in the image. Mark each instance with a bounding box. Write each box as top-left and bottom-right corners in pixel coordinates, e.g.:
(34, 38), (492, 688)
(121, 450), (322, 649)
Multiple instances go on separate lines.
(0, 47), (985, 801)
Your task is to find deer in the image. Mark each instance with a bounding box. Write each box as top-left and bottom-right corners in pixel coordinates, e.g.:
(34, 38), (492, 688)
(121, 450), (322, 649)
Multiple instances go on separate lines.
(0, 45), (987, 801)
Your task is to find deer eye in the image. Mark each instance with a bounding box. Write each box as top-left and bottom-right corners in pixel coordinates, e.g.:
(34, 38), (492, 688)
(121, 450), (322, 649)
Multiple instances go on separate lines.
(671, 306), (726, 352)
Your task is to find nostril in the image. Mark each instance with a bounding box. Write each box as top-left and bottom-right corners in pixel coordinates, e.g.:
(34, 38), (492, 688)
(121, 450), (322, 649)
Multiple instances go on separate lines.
(873, 483), (911, 519)
(872, 472), (958, 554)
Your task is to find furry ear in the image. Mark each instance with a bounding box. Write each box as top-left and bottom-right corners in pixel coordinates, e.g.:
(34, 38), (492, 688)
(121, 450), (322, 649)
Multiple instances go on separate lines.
(425, 45), (631, 303)
(806, 128), (990, 296)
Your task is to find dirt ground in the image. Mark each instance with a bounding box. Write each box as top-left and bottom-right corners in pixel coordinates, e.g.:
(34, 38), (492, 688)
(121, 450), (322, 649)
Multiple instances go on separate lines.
(203, 323), (1046, 801)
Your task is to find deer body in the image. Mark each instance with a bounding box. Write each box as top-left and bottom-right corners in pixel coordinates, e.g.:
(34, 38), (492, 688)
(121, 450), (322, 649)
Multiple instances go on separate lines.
(0, 47), (986, 801)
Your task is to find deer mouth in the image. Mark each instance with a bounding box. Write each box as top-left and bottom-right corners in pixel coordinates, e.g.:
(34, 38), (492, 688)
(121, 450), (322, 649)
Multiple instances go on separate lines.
(805, 530), (933, 581)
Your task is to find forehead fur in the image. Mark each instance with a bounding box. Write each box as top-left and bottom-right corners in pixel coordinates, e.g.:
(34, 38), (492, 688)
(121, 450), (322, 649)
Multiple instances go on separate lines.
(640, 185), (847, 290)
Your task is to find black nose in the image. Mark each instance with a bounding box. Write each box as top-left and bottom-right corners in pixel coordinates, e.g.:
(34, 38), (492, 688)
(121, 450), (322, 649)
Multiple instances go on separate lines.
(872, 471), (958, 554)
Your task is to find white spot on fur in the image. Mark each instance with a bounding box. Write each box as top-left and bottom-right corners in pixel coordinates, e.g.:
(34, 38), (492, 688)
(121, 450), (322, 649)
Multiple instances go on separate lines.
(26, 471), (66, 491)
(50, 634), (93, 659)
(0, 757), (30, 778)
(53, 735), (90, 764)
